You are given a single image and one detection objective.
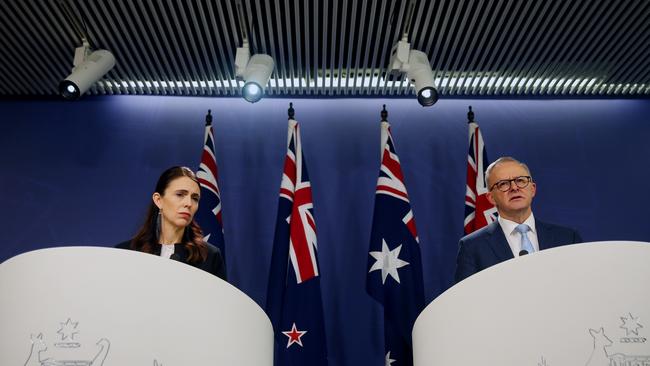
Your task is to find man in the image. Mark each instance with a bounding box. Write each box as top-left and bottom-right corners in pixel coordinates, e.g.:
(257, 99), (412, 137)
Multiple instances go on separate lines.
(455, 156), (582, 283)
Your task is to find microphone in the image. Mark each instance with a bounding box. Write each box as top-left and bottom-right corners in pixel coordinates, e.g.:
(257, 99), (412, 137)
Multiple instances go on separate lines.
(519, 250), (529, 256)
(170, 253), (181, 261)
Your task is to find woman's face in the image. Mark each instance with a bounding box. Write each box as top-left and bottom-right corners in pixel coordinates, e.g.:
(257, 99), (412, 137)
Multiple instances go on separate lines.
(153, 176), (201, 230)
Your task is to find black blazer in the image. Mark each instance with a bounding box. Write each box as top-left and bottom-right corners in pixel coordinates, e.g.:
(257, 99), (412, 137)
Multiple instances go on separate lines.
(454, 219), (582, 284)
(116, 240), (227, 281)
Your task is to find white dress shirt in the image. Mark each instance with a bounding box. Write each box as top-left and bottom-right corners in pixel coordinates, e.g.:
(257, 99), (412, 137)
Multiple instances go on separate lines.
(497, 213), (540, 257)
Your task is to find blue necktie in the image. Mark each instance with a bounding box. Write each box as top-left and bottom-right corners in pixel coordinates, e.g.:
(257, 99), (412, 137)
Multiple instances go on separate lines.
(515, 224), (535, 255)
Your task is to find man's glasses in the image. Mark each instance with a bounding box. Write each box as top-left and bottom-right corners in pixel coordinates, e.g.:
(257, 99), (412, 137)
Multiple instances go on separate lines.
(490, 176), (532, 192)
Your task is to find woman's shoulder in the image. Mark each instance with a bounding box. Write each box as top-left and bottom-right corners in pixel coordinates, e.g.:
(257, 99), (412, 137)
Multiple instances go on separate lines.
(204, 241), (223, 257)
(201, 242), (226, 281)
(115, 240), (133, 250)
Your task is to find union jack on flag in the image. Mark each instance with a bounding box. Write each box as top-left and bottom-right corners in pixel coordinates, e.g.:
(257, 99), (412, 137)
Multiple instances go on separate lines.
(366, 121), (425, 366)
(195, 110), (226, 263)
(266, 119), (327, 366)
(464, 120), (497, 234)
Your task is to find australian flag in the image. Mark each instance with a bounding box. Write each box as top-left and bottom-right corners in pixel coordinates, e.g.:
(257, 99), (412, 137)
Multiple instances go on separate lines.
(195, 110), (226, 264)
(266, 119), (328, 366)
(464, 117), (497, 234)
(366, 121), (425, 366)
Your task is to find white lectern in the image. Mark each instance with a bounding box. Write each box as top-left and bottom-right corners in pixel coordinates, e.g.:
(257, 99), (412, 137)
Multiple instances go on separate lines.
(0, 247), (273, 365)
(413, 241), (650, 366)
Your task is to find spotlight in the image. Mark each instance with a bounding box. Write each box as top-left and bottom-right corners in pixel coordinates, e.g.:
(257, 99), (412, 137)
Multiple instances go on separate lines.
(389, 40), (438, 107)
(235, 43), (274, 103)
(59, 41), (115, 100)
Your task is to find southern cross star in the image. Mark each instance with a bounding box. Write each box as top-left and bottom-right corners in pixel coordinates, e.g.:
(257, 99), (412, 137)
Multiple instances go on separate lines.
(282, 322), (307, 348)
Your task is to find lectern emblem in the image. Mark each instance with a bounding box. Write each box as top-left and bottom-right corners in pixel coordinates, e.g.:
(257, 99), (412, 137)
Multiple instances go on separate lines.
(539, 312), (649, 366)
(619, 312), (645, 342)
(584, 313), (648, 366)
(23, 318), (110, 366)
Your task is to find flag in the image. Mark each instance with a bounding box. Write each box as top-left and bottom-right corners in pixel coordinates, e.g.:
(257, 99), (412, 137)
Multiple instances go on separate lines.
(464, 120), (497, 234)
(195, 110), (226, 263)
(266, 119), (327, 366)
(366, 121), (425, 366)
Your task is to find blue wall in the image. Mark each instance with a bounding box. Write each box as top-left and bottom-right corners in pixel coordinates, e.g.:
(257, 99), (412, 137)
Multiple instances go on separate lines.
(1, 96), (649, 365)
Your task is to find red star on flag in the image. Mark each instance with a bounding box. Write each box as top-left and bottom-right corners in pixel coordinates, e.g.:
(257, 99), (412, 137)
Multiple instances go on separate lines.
(282, 322), (307, 348)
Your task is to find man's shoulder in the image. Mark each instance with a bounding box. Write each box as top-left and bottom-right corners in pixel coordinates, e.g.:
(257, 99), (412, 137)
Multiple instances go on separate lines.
(536, 219), (579, 234)
(460, 221), (500, 243)
(535, 218), (583, 245)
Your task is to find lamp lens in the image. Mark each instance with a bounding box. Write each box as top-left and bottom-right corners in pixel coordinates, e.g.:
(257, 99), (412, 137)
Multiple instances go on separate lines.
(58, 80), (81, 100)
(417, 86), (438, 107)
(242, 82), (263, 103)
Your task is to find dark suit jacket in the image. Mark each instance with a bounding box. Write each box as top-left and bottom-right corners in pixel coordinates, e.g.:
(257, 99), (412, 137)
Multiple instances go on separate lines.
(116, 240), (227, 281)
(454, 219), (582, 283)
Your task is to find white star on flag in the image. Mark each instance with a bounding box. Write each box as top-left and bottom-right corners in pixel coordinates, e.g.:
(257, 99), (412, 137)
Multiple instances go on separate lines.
(369, 239), (409, 284)
(385, 351), (396, 366)
(282, 322), (307, 348)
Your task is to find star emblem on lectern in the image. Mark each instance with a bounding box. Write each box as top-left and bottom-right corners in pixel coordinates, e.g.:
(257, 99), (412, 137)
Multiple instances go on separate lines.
(620, 313), (643, 336)
(57, 318), (79, 341)
(282, 322), (307, 348)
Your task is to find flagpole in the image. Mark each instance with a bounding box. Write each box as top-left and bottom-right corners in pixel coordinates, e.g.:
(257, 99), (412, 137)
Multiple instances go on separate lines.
(381, 104), (388, 122)
(288, 102), (295, 120)
(467, 105), (474, 124)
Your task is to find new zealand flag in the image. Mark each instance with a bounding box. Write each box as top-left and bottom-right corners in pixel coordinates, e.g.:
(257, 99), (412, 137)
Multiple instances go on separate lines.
(366, 121), (425, 366)
(266, 119), (328, 366)
(195, 110), (226, 264)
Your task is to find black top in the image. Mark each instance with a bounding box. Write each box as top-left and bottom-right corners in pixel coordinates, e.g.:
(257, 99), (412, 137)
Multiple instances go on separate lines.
(116, 240), (227, 281)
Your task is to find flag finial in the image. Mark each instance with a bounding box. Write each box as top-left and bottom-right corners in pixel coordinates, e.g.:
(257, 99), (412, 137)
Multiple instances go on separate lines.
(288, 102), (295, 120)
(467, 106), (474, 123)
(205, 109), (213, 126)
(381, 104), (388, 122)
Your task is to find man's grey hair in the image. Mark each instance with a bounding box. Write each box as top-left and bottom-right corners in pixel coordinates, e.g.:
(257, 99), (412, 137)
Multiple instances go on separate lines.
(485, 156), (532, 186)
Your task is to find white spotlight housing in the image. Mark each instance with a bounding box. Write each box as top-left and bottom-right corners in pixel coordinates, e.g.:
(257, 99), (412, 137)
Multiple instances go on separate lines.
(235, 44), (274, 103)
(59, 42), (115, 100)
(388, 40), (438, 107)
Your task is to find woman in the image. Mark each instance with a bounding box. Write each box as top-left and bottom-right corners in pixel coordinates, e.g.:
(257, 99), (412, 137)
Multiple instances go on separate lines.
(117, 166), (226, 280)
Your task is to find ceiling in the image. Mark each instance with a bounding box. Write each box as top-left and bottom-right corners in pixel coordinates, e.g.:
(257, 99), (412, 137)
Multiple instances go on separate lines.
(1, 0), (649, 99)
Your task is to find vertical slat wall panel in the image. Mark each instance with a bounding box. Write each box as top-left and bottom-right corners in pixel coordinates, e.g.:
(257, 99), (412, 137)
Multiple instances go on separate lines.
(0, 0), (647, 98)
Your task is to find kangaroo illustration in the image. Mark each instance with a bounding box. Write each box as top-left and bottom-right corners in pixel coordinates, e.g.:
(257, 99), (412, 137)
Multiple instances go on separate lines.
(586, 327), (612, 366)
(24, 333), (49, 366)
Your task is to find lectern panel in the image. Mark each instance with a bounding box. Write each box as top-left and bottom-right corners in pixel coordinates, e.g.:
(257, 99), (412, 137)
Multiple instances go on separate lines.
(413, 241), (650, 366)
(0, 247), (273, 365)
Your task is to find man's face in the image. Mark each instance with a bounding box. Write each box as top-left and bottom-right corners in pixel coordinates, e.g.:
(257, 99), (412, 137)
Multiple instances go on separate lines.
(486, 161), (536, 220)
